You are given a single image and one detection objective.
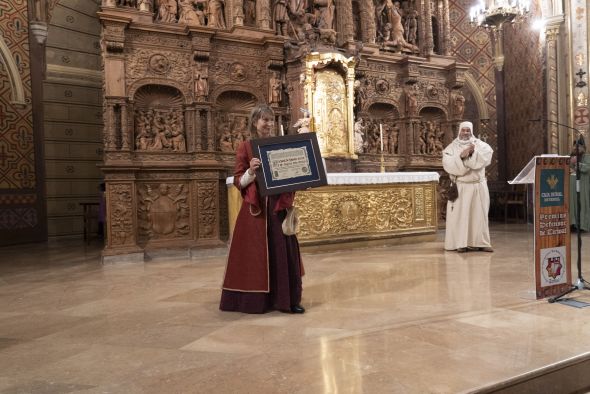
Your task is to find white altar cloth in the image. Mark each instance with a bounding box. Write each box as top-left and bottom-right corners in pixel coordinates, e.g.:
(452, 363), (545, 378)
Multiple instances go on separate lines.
(227, 172), (439, 185)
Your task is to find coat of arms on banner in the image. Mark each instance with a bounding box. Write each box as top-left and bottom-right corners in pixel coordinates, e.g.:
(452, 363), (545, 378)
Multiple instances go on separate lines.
(540, 246), (567, 286)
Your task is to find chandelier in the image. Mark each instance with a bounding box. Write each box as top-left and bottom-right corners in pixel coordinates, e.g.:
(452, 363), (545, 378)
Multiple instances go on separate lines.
(469, 0), (531, 71)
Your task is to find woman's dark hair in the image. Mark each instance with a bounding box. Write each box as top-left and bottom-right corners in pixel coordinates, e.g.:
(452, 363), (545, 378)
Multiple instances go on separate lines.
(248, 104), (275, 136)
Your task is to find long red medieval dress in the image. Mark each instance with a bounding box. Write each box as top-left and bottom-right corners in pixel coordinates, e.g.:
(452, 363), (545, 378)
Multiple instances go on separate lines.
(220, 141), (304, 313)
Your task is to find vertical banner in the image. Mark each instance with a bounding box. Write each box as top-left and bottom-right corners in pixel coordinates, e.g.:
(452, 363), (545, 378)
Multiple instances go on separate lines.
(534, 157), (572, 299)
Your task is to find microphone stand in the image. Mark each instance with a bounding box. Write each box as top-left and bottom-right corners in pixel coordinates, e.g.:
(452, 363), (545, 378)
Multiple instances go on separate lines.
(531, 119), (590, 303)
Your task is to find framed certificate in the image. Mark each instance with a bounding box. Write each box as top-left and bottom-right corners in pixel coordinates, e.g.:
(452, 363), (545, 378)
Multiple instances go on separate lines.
(251, 133), (327, 196)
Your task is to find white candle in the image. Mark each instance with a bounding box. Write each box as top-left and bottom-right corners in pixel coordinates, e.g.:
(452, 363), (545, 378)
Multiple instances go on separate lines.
(280, 124), (284, 136)
(379, 124), (383, 153)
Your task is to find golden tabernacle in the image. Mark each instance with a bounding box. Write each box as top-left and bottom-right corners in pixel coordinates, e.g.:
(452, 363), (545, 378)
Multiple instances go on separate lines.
(227, 172), (439, 247)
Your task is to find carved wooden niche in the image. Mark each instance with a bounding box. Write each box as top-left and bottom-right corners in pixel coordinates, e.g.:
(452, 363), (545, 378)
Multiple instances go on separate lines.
(366, 102), (401, 155)
(416, 107), (446, 156)
(137, 182), (191, 241)
(133, 85), (187, 153)
(214, 90), (258, 153)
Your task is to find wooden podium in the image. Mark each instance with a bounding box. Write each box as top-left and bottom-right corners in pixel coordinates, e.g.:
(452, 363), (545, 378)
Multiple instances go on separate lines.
(510, 155), (572, 299)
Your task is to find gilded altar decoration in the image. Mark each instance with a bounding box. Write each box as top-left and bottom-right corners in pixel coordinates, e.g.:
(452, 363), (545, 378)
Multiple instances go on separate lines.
(295, 183), (437, 242)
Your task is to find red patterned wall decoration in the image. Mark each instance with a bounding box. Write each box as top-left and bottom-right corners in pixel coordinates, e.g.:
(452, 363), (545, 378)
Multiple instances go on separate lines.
(449, 0), (498, 180)
(0, 0), (46, 242)
(503, 2), (545, 178)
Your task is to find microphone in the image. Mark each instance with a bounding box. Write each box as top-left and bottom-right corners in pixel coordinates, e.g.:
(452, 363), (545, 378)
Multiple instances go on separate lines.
(528, 118), (542, 122)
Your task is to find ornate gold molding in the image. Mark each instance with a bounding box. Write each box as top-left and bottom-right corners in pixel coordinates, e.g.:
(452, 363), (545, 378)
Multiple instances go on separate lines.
(295, 182), (437, 242)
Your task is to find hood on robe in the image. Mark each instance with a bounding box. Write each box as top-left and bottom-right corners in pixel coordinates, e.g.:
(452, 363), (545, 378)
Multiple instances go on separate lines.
(455, 121), (476, 146)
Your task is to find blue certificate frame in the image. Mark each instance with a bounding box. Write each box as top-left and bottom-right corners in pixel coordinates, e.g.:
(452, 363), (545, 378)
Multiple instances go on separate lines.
(251, 133), (327, 196)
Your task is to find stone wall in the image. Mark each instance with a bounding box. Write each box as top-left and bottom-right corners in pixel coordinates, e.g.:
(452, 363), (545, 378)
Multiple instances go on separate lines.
(44, 0), (104, 238)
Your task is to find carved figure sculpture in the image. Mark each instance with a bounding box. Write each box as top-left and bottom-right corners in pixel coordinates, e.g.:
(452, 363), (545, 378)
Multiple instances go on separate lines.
(179, 0), (202, 24)
(232, 117), (249, 150)
(195, 72), (209, 98)
(273, 0), (289, 35)
(405, 87), (418, 116)
(434, 124), (444, 154)
(293, 116), (311, 133)
(219, 124), (234, 152)
(354, 79), (367, 110)
(404, 10), (418, 45)
(149, 110), (171, 150)
(354, 117), (365, 153)
(453, 91), (465, 118)
(208, 0), (226, 28)
(244, 0), (256, 25)
(314, 0), (334, 30)
(390, 123), (399, 154)
(269, 72), (282, 104)
(170, 112), (186, 152)
(258, 0), (271, 29)
(138, 0), (152, 11)
(377, 0), (418, 52)
(118, 0), (137, 8)
(417, 122), (427, 154)
(171, 129), (186, 151)
(156, 0), (178, 22)
(135, 112), (152, 150)
(234, 0), (245, 25)
(426, 122), (436, 154)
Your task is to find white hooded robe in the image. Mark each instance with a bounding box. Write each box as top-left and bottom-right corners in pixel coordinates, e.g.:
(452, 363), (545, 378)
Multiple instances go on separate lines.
(442, 123), (494, 250)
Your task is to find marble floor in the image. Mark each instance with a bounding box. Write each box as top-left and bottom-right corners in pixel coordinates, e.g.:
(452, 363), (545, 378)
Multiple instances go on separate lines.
(1, 224), (590, 393)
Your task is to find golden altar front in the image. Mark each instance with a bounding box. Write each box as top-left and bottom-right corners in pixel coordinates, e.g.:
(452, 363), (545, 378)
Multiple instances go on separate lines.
(227, 172), (439, 248)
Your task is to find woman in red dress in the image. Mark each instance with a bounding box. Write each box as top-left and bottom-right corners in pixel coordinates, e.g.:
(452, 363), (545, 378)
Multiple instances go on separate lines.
(220, 104), (305, 314)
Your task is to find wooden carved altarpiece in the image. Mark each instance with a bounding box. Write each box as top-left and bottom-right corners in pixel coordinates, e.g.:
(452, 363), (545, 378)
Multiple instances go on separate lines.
(99, 0), (476, 256)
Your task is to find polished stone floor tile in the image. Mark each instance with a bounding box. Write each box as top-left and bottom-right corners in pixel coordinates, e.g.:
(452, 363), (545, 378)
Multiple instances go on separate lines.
(2, 225), (590, 393)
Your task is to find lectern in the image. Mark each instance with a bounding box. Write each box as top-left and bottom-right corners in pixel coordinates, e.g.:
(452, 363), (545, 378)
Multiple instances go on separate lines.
(510, 155), (572, 299)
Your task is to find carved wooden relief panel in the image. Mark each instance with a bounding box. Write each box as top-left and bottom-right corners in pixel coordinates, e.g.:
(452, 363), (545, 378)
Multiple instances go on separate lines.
(98, 0), (474, 254)
(134, 85), (186, 152)
(197, 181), (218, 239)
(107, 183), (135, 247)
(137, 183), (190, 241)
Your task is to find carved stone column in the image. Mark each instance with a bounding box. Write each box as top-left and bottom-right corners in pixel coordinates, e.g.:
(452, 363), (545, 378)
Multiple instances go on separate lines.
(346, 65), (357, 158)
(120, 101), (129, 151)
(546, 26), (560, 153)
(232, 0), (245, 26)
(442, 0), (451, 56)
(195, 107), (207, 151)
(422, 0), (434, 55)
(406, 119), (420, 154)
(336, 0), (354, 46)
(257, 0), (271, 30)
(105, 103), (117, 151)
(360, 0), (376, 44)
(206, 109), (214, 151)
(184, 105), (196, 151)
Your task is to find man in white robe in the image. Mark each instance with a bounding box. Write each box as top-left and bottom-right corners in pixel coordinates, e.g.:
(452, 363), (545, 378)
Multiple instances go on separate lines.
(443, 121), (494, 252)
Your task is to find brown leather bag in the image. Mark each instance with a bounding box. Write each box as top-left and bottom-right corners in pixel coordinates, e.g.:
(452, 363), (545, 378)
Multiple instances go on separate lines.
(447, 179), (459, 202)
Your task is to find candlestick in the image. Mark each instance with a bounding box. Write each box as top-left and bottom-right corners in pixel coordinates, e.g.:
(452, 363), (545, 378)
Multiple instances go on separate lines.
(280, 124), (284, 136)
(379, 123), (383, 153)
